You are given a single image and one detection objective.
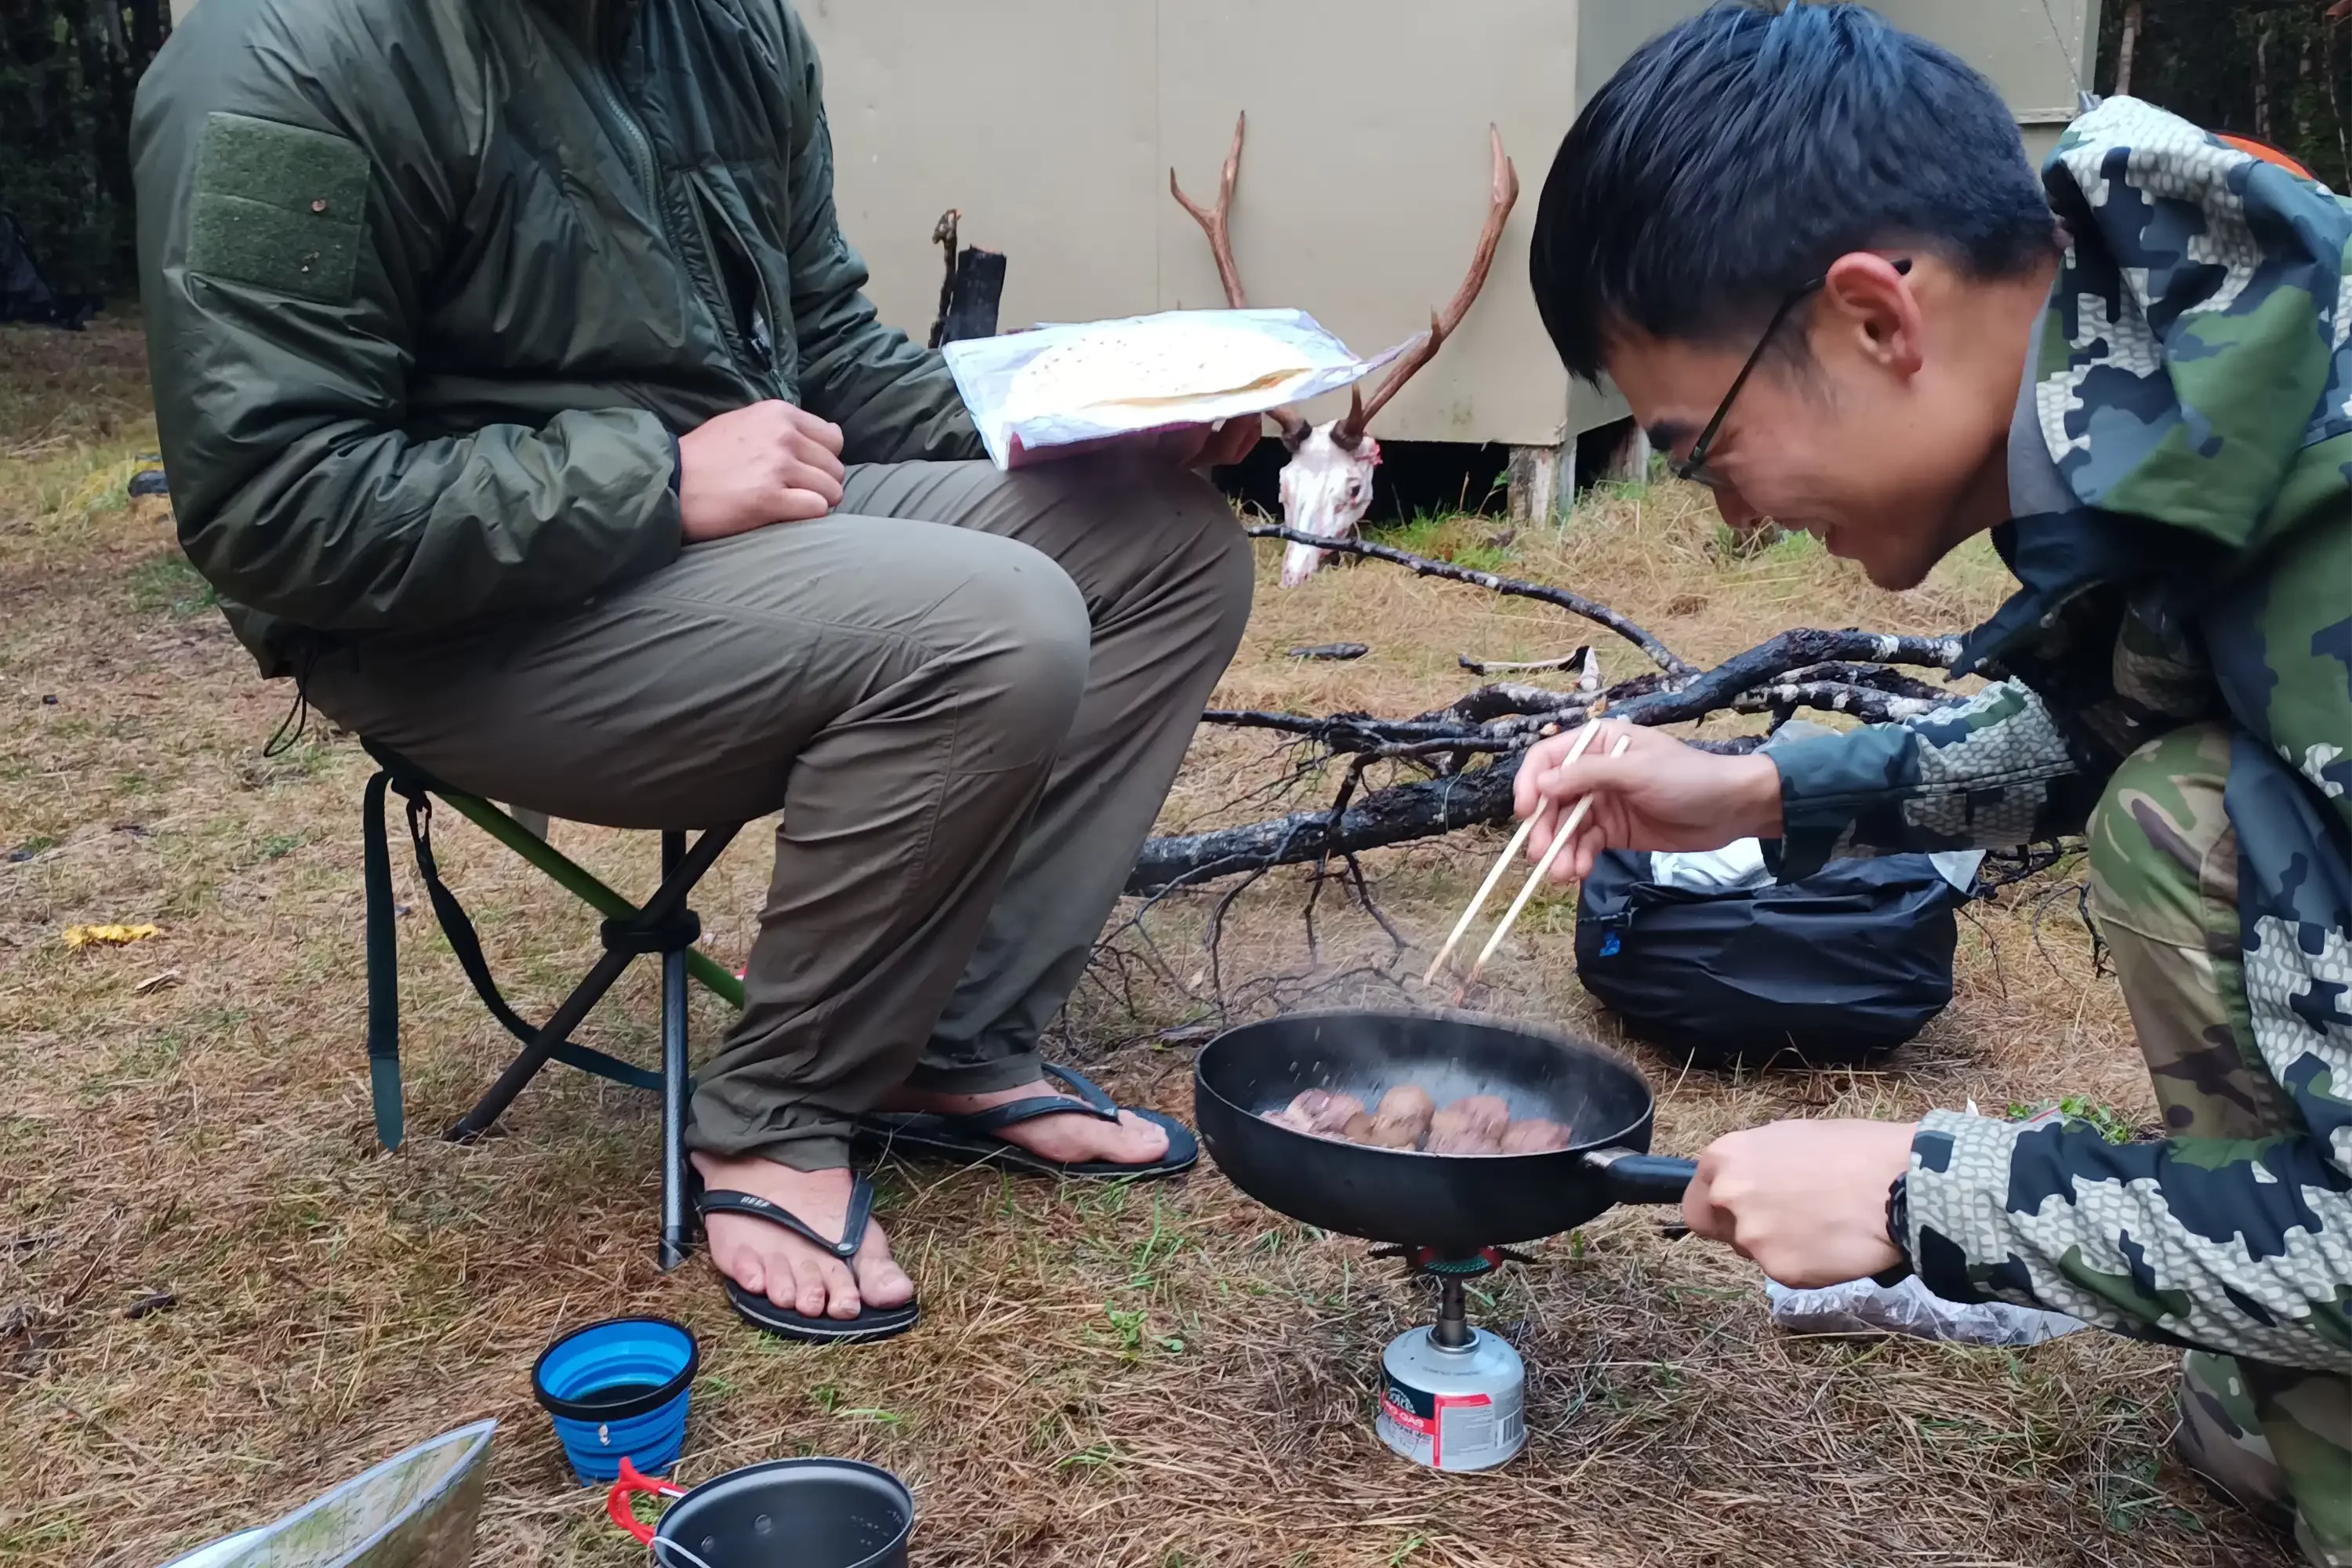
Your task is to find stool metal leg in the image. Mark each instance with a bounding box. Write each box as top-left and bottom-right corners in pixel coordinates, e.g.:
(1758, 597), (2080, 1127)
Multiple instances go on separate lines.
(446, 945), (635, 1141)
(659, 830), (692, 1272)
(445, 824), (733, 1142)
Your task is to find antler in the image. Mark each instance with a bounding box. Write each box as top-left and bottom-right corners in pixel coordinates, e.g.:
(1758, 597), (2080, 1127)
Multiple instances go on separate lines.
(1171, 112), (1312, 447)
(1330, 125), (1520, 452)
(1171, 114), (1251, 310)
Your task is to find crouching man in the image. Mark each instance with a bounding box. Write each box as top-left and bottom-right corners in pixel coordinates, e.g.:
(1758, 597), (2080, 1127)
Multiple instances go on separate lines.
(1519, 4), (2350, 1557)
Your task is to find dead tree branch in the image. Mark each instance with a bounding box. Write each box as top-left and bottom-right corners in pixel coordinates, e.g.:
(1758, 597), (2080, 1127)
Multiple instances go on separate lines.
(1132, 764), (1519, 896)
(1133, 626), (1965, 894)
(1244, 524), (1693, 677)
(1126, 508), (1985, 919)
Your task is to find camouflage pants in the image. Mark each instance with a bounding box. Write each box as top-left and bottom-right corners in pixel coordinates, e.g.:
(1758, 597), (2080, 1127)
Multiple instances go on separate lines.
(2090, 723), (2352, 1566)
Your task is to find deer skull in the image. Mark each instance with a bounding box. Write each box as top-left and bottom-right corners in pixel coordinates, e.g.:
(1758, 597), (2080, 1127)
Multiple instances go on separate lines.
(1275, 426), (1379, 586)
(1173, 114), (1519, 586)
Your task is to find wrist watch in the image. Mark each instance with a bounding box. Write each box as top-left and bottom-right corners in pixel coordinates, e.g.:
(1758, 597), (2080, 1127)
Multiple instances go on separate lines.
(1871, 1172), (1915, 1288)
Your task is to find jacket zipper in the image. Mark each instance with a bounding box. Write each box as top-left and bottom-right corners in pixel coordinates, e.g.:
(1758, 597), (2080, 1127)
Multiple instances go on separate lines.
(586, 33), (762, 394)
(679, 176), (767, 390)
(688, 171), (785, 398)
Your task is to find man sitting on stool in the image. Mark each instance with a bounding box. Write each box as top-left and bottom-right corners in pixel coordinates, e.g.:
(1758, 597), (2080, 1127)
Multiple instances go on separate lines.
(133, 0), (1257, 1343)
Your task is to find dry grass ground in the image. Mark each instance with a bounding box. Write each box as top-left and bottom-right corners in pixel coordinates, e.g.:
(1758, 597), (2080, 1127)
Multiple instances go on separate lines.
(0, 320), (2294, 1568)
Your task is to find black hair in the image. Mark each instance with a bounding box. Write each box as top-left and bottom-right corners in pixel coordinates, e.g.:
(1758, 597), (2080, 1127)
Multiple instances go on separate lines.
(1530, 1), (2056, 383)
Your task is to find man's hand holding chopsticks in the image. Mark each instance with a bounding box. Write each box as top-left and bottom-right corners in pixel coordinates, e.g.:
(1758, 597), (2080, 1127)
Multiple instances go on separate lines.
(1511, 721), (1785, 883)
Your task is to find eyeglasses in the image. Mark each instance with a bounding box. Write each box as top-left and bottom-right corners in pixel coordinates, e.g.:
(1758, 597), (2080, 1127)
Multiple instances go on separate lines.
(1670, 258), (1913, 487)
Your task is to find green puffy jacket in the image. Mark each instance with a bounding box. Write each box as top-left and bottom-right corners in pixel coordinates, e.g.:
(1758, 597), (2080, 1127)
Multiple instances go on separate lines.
(133, 0), (983, 677)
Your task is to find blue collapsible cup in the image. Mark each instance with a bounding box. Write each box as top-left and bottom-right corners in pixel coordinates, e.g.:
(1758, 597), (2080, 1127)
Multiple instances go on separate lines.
(532, 1316), (700, 1485)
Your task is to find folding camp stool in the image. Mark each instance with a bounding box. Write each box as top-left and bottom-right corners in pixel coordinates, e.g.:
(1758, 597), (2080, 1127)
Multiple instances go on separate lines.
(358, 741), (747, 1270)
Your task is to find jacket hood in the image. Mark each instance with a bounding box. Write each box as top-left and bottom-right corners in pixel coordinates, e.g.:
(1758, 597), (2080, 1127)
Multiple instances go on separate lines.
(2035, 96), (2352, 549)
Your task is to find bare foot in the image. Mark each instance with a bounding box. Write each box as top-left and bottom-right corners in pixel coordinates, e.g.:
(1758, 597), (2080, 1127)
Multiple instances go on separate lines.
(880, 1080), (1172, 1167)
(691, 1152), (916, 1321)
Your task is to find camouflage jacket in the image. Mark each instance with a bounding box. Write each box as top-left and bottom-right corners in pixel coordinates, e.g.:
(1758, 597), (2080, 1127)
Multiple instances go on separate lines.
(1767, 99), (2352, 1372)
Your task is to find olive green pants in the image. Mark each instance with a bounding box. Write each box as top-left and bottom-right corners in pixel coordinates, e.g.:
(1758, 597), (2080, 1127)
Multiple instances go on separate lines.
(2090, 723), (2351, 1565)
(308, 455), (1252, 1171)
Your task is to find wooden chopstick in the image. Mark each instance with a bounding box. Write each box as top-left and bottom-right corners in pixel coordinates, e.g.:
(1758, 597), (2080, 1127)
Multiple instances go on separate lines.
(1459, 729), (1632, 996)
(1421, 817), (1537, 987)
(1420, 712), (1606, 986)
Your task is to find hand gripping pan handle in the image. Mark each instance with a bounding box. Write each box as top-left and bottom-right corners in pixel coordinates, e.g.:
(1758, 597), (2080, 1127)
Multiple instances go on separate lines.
(1582, 1148), (1699, 1207)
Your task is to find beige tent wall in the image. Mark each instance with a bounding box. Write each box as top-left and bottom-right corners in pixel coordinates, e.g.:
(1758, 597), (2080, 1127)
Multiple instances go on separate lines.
(1560, 0), (1715, 441)
(804, 0), (1585, 447)
(1879, 0), (2100, 164)
(799, 2), (1163, 346)
(804, 0), (2100, 455)
(1152, 2), (1581, 447)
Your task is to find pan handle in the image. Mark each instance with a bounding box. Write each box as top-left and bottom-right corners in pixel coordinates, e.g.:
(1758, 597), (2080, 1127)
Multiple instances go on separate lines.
(1582, 1148), (1698, 1207)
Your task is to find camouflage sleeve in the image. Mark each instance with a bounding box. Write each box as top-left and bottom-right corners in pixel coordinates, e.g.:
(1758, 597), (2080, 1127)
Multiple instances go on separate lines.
(1767, 680), (2105, 878)
(1902, 1112), (2352, 1373)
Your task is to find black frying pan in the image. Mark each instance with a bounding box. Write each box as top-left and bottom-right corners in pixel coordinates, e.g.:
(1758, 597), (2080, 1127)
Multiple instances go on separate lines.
(1194, 1008), (1697, 1250)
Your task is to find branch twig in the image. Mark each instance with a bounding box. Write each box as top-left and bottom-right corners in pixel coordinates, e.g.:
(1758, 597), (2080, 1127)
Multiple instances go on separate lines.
(1457, 646), (1592, 678)
(1244, 524), (1693, 676)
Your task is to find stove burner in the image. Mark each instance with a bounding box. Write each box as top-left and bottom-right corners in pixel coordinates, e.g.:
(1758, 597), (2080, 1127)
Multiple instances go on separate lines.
(1371, 1245), (1532, 1343)
(1375, 1244), (1534, 1279)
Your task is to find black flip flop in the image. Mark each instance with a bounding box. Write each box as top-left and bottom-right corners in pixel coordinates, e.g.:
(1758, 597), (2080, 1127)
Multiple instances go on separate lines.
(852, 1062), (1198, 1179)
(694, 1173), (920, 1344)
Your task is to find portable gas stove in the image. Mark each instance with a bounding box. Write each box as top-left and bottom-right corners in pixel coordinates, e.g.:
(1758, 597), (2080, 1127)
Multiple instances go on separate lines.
(1191, 1011), (1702, 1474)
(1368, 1245), (1534, 1472)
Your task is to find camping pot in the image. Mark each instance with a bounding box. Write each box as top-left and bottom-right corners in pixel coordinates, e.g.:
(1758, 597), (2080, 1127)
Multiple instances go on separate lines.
(607, 1455), (914, 1568)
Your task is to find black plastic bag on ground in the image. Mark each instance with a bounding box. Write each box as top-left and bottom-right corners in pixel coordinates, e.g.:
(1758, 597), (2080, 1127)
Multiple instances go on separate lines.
(1574, 849), (1968, 1069)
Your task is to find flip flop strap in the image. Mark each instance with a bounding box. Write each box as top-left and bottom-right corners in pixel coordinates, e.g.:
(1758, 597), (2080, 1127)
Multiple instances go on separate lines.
(952, 1061), (1121, 1134)
(695, 1178), (873, 1261)
(1042, 1062), (1119, 1113)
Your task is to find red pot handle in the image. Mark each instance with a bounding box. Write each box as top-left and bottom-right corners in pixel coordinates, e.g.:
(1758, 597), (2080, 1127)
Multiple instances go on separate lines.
(606, 1457), (686, 1545)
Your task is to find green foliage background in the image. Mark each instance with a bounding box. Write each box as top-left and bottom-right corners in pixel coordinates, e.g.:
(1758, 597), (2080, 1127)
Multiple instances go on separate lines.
(2095, 2), (2352, 189)
(1, 0), (169, 299)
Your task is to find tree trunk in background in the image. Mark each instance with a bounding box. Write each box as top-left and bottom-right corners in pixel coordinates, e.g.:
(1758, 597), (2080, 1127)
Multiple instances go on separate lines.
(2116, 1), (2144, 96)
(96, 0), (128, 62)
(2257, 22), (2274, 141)
(132, 0), (165, 59)
(2328, 23), (2352, 189)
(2303, 26), (2322, 168)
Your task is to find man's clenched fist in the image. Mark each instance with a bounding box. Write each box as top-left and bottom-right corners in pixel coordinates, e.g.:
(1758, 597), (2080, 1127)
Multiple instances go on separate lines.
(677, 401), (847, 542)
(1682, 1118), (1915, 1287)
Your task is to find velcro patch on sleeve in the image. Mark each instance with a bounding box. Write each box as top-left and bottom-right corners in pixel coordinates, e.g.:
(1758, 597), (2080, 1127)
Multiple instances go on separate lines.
(186, 111), (372, 305)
